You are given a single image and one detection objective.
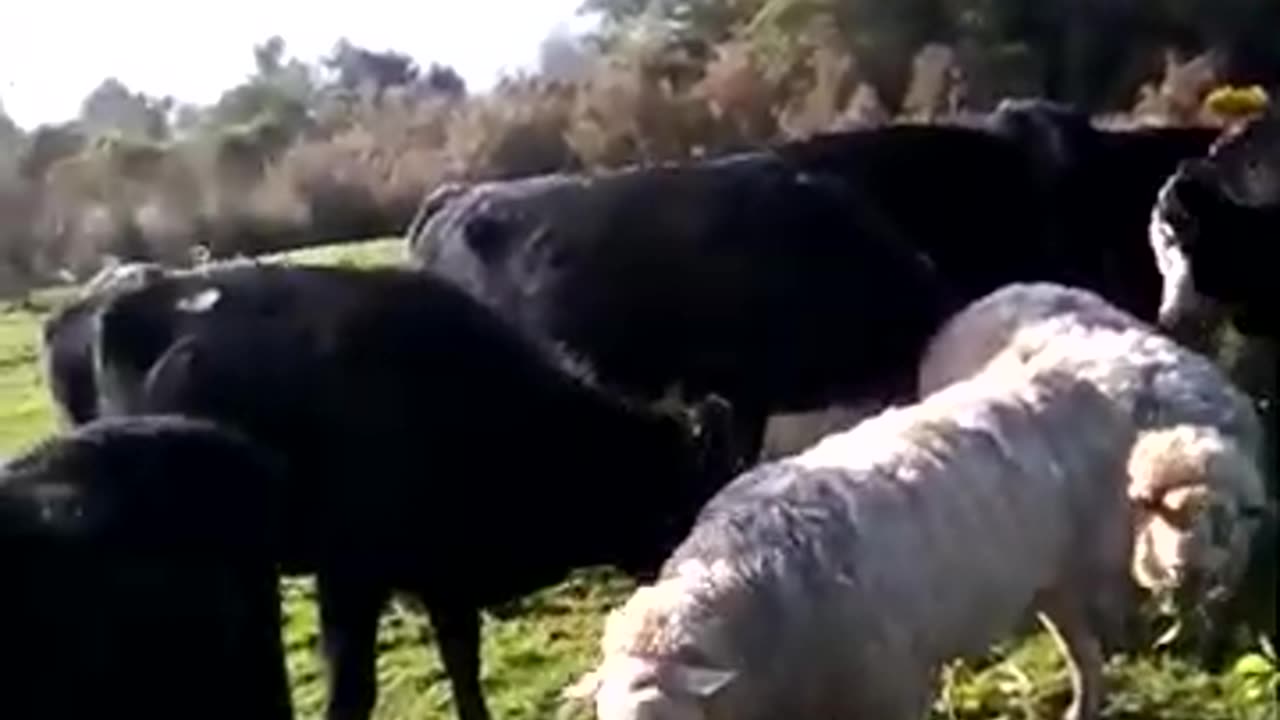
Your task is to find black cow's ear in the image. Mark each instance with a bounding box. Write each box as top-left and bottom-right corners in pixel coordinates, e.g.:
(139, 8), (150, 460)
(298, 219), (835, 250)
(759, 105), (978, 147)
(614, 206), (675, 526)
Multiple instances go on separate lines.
(406, 182), (470, 241)
(422, 182), (469, 214)
(174, 287), (221, 313)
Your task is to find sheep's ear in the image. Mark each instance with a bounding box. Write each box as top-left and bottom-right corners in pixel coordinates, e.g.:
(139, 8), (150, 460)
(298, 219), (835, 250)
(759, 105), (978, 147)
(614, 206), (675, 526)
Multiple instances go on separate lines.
(175, 287), (221, 313)
(659, 664), (737, 698)
(562, 669), (603, 700)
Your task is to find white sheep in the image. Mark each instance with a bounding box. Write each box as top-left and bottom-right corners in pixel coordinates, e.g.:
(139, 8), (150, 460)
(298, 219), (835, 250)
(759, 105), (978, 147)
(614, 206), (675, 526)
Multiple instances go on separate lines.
(918, 281), (1267, 602)
(566, 362), (1267, 720)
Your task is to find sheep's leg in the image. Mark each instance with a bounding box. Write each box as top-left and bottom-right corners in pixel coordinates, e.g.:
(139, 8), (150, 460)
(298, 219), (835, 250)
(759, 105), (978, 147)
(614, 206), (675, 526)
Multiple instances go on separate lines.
(428, 602), (491, 720)
(317, 572), (390, 720)
(1037, 593), (1104, 720)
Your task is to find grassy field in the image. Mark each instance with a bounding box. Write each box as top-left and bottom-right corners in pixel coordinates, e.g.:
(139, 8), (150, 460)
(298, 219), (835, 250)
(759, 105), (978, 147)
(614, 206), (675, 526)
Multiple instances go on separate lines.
(0, 237), (1275, 720)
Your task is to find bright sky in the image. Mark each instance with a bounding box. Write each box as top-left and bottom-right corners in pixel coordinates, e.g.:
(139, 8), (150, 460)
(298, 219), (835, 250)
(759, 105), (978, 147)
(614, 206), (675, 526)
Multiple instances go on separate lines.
(0, 0), (596, 129)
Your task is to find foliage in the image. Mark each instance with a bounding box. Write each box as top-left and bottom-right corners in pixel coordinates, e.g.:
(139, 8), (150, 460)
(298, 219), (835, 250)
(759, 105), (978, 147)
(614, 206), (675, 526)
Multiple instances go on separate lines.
(1206, 84), (1271, 118)
(78, 78), (172, 142)
(585, 0), (1280, 111)
(0, 5), (1276, 294)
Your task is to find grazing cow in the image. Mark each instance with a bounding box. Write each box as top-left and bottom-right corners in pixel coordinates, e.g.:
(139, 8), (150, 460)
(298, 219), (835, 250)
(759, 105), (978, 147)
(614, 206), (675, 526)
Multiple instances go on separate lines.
(407, 102), (1218, 458)
(91, 263), (744, 720)
(0, 414), (292, 720)
(772, 102), (1218, 317)
(1150, 109), (1279, 338)
(409, 152), (955, 461)
(567, 363), (1266, 720)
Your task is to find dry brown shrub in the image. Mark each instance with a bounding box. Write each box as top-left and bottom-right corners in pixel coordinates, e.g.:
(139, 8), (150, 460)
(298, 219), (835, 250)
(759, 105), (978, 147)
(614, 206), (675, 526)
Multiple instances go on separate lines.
(697, 39), (779, 146)
(0, 178), (39, 292)
(901, 43), (964, 121)
(2, 26), (1235, 284)
(777, 39), (859, 139)
(1132, 50), (1223, 125)
(835, 82), (891, 129)
(567, 54), (728, 168)
(444, 78), (579, 179)
(267, 131), (394, 246)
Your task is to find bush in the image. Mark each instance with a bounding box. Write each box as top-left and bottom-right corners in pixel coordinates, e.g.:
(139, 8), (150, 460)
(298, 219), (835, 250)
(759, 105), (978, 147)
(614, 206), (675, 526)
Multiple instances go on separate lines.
(0, 30), (1253, 285)
(446, 77), (580, 178)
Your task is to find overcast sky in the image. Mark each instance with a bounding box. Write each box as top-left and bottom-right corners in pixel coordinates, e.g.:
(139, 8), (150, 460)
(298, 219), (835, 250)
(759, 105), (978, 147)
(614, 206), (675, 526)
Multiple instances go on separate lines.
(0, 0), (596, 129)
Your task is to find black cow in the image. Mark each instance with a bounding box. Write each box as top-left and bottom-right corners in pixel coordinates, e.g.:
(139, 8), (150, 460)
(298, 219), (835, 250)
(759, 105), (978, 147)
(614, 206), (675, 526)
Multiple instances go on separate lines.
(1148, 109), (1280, 666)
(777, 103), (1219, 315)
(410, 151), (954, 460)
(1151, 109), (1279, 338)
(407, 102), (1219, 459)
(91, 263), (743, 720)
(0, 414), (292, 720)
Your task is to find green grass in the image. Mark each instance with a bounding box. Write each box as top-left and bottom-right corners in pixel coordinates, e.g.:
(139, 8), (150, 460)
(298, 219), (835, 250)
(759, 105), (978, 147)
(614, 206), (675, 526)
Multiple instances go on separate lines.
(1, 236), (1274, 719)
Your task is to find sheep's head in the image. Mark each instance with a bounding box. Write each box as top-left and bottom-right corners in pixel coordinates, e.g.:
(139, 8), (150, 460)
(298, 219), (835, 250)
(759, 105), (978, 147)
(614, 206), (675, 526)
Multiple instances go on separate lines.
(1126, 424), (1269, 608)
(565, 654), (734, 720)
(565, 560), (740, 719)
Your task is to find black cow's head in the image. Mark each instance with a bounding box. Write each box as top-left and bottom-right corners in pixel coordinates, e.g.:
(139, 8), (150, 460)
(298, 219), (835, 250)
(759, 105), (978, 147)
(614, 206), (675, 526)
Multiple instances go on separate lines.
(987, 97), (1096, 175)
(406, 180), (555, 270)
(40, 261), (169, 427)
(403, 181), (470, 258)
(610, 390), (746, 582)
(1151, 110), (1279, 337)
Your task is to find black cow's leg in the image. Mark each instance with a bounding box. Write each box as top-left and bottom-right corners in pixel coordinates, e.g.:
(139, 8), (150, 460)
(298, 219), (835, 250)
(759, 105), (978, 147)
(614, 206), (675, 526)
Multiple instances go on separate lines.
(428, 602), (490, 720)
(244, 573), (296, 720)
(317, 573), (389, 720)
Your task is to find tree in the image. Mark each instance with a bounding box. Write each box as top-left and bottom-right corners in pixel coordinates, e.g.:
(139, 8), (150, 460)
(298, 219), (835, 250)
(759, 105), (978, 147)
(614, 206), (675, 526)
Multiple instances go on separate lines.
(578, 0), (1276, 111)
(581, 0), (649, 25)
(322, 39), (421, 99)
(253, 35), (287, 78)
(170, 102), (206, 137)
(78, 78), (172, 141)
(0, 101), (23, 180)
(0, 100), (19, 149)
(423, 63), (467, 99)
(19, 122), (87, 180)
(207, 37), (317, 139)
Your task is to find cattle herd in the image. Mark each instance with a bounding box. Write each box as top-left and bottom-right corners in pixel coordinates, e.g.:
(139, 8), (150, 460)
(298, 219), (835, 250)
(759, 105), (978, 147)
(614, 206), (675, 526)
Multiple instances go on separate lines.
(0, 99), (1275, 720)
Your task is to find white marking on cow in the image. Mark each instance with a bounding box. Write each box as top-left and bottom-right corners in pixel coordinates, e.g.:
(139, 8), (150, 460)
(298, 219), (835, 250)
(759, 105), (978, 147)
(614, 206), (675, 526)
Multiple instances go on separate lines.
(175, 287), (221, 313)
(1148, 197), (1201, 325)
